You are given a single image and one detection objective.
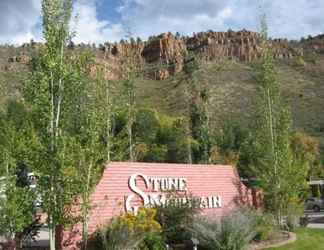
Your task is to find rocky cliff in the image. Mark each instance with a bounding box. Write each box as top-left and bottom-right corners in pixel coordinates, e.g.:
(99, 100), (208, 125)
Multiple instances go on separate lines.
(87, 30), (306, 80)
(2, 30), (309, 80)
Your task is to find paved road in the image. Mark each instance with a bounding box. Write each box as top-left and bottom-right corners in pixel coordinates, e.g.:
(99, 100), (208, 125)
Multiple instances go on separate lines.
(305, 211), (324, 229)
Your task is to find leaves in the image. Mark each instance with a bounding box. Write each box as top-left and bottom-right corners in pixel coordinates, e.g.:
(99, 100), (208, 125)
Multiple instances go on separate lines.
(0, 101), (38, 241)
(93, 208), (161, 250)
(252, 24), (309, 223)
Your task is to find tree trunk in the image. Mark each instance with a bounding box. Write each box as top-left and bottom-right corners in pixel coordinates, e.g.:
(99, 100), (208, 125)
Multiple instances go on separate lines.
(82, 162), (93, 250)
(106, 83), (111, 163)
(49, 215), (56, 250)
(128, 100), (134, 162)
(186, 120), (192, 164)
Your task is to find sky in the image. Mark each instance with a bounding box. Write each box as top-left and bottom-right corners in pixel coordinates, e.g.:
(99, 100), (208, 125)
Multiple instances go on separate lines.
(0, 0), (323, 45)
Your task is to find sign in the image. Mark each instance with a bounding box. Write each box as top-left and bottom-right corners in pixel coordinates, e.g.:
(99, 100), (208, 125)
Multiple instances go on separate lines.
(62, 162), (254, 250)
(125, 173), (222, 213)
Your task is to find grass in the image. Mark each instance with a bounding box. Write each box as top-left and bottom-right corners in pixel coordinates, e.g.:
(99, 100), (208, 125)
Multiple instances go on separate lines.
(268, 228), (324, 250)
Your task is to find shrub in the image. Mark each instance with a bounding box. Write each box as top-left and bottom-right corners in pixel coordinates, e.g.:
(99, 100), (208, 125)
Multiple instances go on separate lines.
(294, 56), (306, 67)
(139, 233), (166, 250)
(299, 215), (309, 227)
(285, 202), (304, 232)
(190, 208), (257, 250)
(88, 208), (161, 250)
(254, 212), (277, 242)
(155, 192), (200, 245)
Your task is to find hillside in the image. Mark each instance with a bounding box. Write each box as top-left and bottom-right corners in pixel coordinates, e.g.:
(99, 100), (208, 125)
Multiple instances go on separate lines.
(134, 55), (324, 148)
(0, 30), (324, 150)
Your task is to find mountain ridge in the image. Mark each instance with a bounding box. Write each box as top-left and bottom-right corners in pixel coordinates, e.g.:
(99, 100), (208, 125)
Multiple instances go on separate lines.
(1, 29), (312, 80)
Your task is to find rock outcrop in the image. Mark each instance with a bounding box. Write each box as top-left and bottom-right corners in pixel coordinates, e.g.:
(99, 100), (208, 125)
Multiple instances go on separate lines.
(91, 32), (187, 80)
(141, 32), (187, 80)
(92, 30), (300, 80)
(186, 30), (263, 62)
(5, 30), (302, 80)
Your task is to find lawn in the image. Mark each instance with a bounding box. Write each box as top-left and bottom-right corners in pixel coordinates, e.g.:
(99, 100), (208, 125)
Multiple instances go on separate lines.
(268, 228), (324, 250)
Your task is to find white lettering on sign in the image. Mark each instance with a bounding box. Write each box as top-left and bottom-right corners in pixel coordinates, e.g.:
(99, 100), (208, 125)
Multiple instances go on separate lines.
(125, 173), (222, 213)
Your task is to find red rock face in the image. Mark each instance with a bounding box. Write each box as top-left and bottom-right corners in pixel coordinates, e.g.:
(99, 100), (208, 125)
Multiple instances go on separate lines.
(186, 30), (263, 62)
(5, 30), (303, 80)
(61, 162), (254, 250)
(141, 33), (187, 80)
(91, 30), (300, 80)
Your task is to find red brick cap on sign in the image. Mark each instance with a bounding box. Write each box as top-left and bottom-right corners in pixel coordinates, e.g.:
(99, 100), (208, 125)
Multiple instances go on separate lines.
(61, 162), (254, 249)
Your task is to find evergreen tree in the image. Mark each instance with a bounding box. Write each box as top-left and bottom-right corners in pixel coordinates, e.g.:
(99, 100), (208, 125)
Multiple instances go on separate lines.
(183, 54), (211, 164)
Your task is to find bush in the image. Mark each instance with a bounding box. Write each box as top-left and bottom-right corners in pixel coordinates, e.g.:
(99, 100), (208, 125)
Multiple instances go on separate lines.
(139, 233), (166, 250)
(155, 192), (200, 245)
(88, 208), (161, 250)
(285, 203), (304, 232)
(190, 208), (257, 250)
(294, 56), (306, 67)
(299, 215), (309, 227)
(254, 212), (277, 242)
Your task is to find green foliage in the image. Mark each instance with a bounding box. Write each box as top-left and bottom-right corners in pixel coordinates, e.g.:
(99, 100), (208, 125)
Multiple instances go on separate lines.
(2, 7), (324, 249)
(254, 212), (277, 242)
(119, 47), (139, 162)
(155, 192), (200, 244)
(158, 116), (198, 163)
(0, 101), (39, 244)
(22, 1), (106, 249)
(217, 120), (248, 154)
(132, 109), (167, 162)
(210, 120), (249, 166)
(64, 57), (114, 248)
(108, 108), (195, 163)
(251, 24), (309, 224)
(139, 233), (166, 250)
(285, 203), (304, 232)
(89, 208), (161, 250)
(0, 176), (36, 241)
(291, 132), (321, 178)
(183, 55), (212, 164)
(134, 109), (160, 143)
(24, 0), (78, 229)
(191, 208), (257, 250)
